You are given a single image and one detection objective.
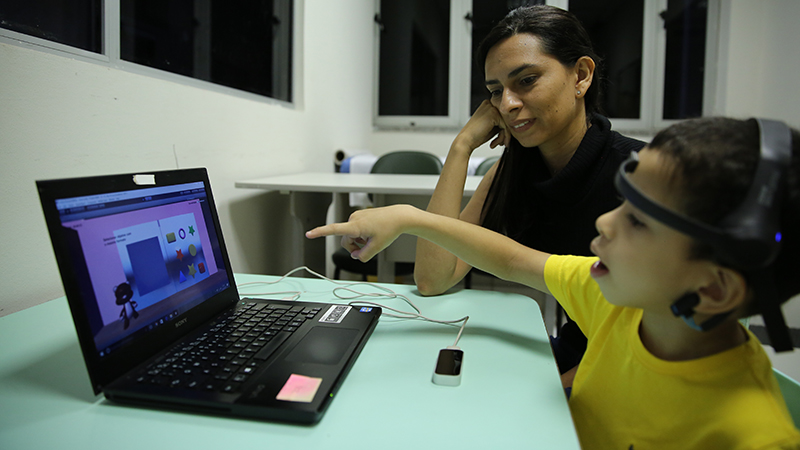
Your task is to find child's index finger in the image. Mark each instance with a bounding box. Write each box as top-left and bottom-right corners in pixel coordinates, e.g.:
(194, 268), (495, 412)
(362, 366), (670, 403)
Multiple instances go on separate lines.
(305, 222), (351, 239)
(305, 226), (329, 239)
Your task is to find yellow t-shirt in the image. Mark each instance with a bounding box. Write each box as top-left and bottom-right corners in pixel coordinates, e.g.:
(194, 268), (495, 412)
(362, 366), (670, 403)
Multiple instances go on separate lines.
(544, 254), (800, 450)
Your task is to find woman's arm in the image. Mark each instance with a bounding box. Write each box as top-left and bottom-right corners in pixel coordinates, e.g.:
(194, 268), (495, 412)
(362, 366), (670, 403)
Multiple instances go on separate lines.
(308, 205), (551, 294)
(414, 100), (509, 295)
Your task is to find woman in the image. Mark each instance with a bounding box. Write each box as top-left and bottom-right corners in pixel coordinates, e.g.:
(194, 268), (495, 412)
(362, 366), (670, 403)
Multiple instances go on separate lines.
(414, 5), (646, 375)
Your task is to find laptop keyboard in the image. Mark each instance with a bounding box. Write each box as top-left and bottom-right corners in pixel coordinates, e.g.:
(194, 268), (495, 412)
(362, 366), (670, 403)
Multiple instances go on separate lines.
(135, 300), (322, 394)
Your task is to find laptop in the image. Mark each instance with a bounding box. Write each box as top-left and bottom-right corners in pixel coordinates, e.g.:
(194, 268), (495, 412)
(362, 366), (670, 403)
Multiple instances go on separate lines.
(36, 168), (380, 424)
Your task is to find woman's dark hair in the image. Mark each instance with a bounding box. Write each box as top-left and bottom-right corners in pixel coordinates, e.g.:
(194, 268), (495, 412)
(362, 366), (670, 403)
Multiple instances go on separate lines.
(649, 117), (800, 316)
(476, 5), (604, 118)
(479, 5), (604, 238)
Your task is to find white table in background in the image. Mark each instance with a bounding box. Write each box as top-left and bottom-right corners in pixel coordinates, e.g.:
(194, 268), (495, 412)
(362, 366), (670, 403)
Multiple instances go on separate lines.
(236, 172), (482, 282)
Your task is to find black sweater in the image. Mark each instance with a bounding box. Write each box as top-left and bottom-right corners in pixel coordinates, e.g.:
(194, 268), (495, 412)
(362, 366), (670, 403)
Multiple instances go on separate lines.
(485, 115), (646, 257)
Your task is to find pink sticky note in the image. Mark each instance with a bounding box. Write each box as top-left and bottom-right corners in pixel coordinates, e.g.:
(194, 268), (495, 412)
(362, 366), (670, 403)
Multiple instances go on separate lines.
(276, 374), (323, 403)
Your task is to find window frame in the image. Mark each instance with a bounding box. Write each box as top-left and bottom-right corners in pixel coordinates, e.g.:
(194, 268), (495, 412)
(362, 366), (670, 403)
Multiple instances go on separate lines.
(601, 0), (721, 133)
(0, 0), (300, 106)
(372, 0), (722, 134)
(372, 0), (472, 130)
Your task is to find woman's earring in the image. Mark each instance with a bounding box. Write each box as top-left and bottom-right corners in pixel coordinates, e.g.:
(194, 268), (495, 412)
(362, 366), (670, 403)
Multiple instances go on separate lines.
(577, 90), (581, 96)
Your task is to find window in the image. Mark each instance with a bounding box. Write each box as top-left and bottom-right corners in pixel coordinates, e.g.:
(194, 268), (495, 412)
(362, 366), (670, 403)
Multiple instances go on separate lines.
(373, 0), (471, 129)
(660, 0), (708, 120)
(375, 0), (719, 133)
(377, 0), (450, 117)
(569, 0), (714, 130)
(0, 0), (294, 103)
(0, 0), (102, 54)
(568, 0), (644, 119)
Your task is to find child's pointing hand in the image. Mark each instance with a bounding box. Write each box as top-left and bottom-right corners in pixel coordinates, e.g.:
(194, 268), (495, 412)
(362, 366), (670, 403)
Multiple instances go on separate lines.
(306, 205), (412, 262)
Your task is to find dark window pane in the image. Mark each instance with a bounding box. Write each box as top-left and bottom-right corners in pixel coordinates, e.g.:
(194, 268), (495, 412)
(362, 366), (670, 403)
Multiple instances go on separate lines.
(0, 0), (102, 53)
(120, 0), (292, 101)
(662, 0), (706, 120)
(470, 0), (641, 119)
(571, 0), (644, 119)
(378, 0), (450, 116)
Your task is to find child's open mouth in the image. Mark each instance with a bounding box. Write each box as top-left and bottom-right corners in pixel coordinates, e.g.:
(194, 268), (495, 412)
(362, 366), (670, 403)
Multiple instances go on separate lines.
(590, 259), (610, 278)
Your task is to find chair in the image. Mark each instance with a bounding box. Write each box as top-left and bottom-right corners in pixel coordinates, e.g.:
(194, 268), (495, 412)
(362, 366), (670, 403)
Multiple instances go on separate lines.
(774, 369), (800, 427)
(332, 151), (443, 280)
(475, 155), (500, 176)
(371, 151), (443, 175)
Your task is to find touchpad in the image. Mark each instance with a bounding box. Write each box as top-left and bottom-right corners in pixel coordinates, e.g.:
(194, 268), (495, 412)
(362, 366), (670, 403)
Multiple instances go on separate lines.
(285, 327), (359, 365)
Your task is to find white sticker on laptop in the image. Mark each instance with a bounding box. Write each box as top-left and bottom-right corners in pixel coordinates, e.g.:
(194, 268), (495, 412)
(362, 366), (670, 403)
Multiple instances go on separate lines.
(319, 305), (351, 324)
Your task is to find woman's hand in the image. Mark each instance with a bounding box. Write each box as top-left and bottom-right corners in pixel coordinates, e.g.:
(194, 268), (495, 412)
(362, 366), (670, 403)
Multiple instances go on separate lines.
(306, 205), (414, 262)
(454, 99), (510, 152)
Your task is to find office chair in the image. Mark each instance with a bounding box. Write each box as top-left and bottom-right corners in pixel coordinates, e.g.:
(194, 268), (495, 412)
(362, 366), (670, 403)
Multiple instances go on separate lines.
(332, 151), (443, 280)
(475, 155), (500, 176)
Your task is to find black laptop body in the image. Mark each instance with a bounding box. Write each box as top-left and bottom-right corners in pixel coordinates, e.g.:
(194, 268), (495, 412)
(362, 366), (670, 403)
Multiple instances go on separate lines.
(36, 168), (380, 424)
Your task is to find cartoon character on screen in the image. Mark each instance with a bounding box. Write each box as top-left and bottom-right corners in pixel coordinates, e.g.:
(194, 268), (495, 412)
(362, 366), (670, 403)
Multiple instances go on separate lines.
(114, 282), (139, 329)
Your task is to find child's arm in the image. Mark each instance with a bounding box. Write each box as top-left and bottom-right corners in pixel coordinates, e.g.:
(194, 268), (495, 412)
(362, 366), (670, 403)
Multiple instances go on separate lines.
(306, 204), (551, 294)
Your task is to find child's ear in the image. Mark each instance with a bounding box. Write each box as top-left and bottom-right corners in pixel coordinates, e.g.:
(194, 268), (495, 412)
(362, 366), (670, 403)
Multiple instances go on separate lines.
(695, 266), (748, 314)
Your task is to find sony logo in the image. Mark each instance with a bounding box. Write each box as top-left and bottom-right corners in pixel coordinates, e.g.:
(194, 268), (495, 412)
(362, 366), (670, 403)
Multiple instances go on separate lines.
(175, 318), (188, 328)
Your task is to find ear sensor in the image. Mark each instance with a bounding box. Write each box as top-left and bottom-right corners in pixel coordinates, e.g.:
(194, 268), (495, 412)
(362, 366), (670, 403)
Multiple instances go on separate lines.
(670, 292), (733, 332)
(671, 293), (700, 318)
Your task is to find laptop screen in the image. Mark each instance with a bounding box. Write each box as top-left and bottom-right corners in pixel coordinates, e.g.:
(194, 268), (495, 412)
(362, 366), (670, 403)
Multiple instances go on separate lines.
(53, 180), (231, 359)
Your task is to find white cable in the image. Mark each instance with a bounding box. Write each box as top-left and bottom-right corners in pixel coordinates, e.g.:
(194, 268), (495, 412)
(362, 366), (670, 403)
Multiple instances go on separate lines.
(236, 266), (469, 347)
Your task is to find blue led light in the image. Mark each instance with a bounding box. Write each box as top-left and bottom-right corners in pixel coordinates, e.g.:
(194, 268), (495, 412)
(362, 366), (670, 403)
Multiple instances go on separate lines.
(776, 232), (783, 242)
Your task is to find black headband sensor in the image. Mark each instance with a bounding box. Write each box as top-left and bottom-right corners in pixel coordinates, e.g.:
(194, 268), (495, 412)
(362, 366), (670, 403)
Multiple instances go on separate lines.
(614, 118), (793, 351)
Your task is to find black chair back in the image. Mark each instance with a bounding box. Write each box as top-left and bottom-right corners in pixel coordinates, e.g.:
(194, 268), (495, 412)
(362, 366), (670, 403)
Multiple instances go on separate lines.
(371, 151), (443, 175)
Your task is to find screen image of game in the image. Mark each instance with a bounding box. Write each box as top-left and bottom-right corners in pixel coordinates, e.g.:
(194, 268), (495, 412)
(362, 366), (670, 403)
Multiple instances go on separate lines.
(56, 183), (230, 356)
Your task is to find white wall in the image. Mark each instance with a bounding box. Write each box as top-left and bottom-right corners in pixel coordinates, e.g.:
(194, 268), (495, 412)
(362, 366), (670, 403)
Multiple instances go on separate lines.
(0, 0), (377, 316)
(717, 0), (800, 129)
(2, 0), (799, 318)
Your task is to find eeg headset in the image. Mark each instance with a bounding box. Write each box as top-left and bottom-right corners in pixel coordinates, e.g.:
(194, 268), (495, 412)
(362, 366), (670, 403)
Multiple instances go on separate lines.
(614, 118), (794, 352)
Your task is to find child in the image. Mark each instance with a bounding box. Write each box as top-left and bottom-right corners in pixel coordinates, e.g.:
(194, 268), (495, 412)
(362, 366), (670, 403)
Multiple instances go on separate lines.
(307, 117), (800, 449)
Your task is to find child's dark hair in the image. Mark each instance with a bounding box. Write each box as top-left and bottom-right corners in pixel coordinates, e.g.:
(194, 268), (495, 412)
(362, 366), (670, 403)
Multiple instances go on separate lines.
(476, 5), (604, 119)
(649, 117), (800, 316)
